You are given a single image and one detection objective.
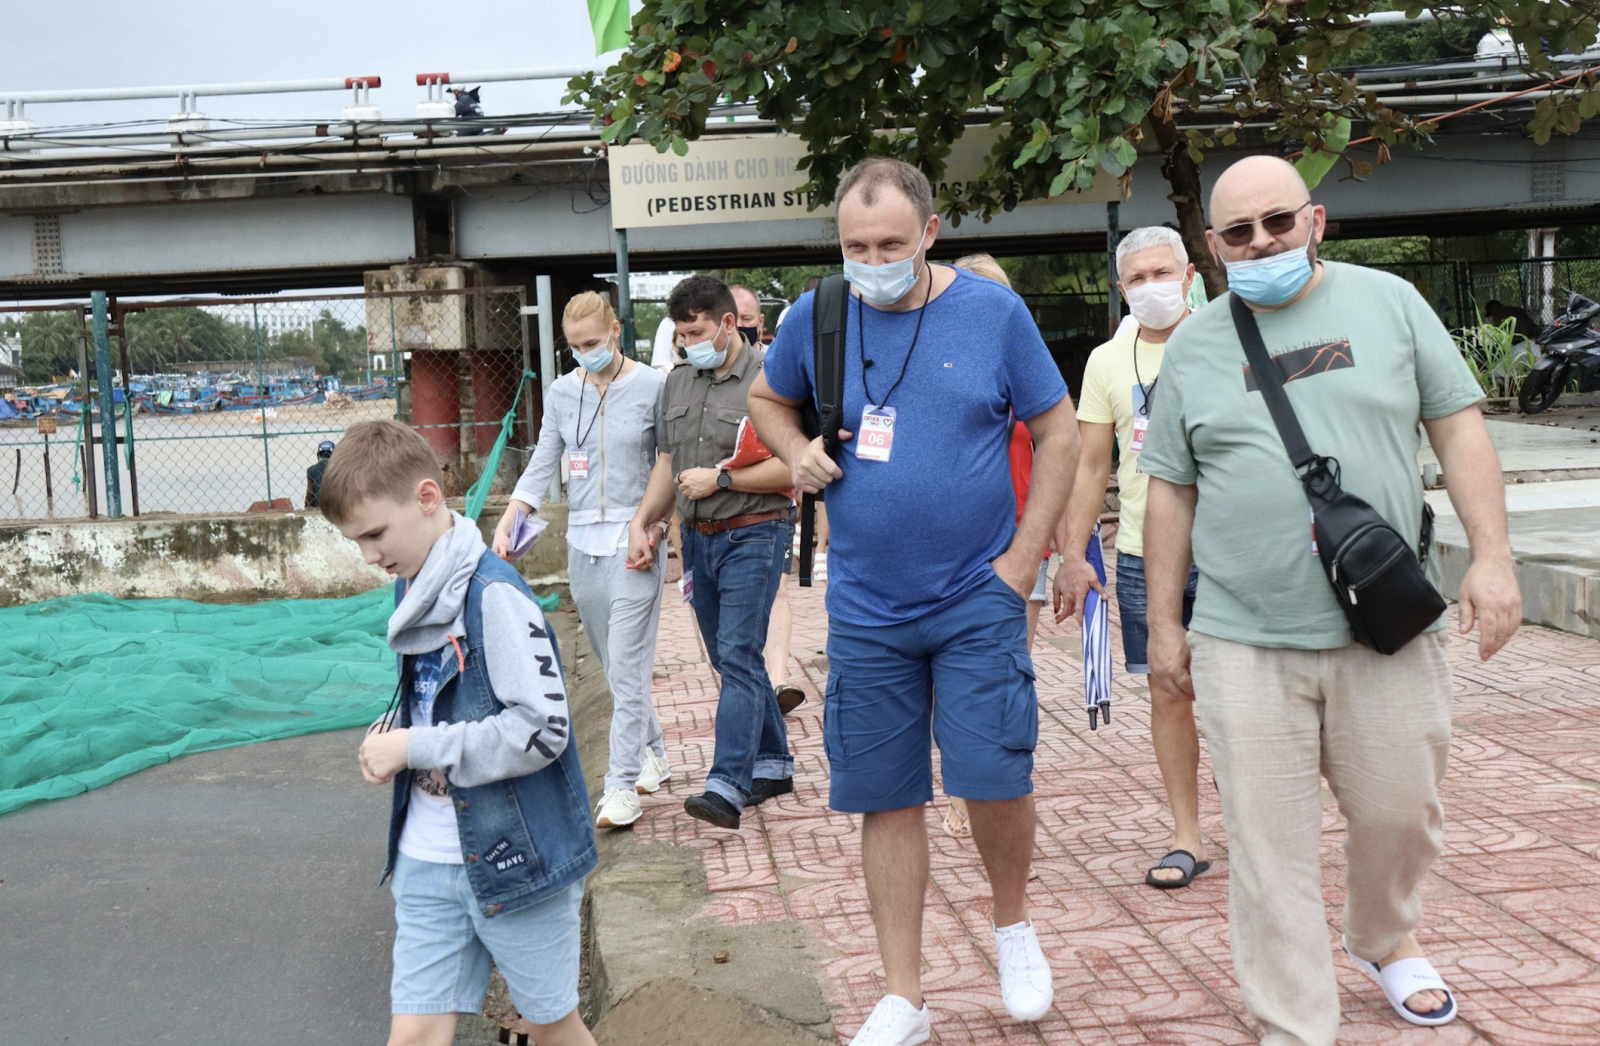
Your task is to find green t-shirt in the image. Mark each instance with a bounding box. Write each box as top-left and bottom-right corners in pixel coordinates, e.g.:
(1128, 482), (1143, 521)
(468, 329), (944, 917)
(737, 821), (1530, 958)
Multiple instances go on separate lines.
(1137, 261), (1483, 649)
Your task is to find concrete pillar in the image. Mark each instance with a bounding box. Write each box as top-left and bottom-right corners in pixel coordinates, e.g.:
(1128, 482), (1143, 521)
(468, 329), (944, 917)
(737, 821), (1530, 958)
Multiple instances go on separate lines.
(410, 350), (461, 468)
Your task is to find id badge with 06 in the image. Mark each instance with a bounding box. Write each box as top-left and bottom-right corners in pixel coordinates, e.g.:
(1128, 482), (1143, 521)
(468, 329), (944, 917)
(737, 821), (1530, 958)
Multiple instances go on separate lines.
(857, 405), (897, 463)
(1130, 416), (1149, 453)
(568, 448), (589, 479)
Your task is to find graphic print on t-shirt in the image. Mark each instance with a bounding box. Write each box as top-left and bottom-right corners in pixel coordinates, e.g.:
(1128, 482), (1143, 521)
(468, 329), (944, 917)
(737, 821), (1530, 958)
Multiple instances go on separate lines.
(411, 650), (449, 798)
(1242, 339), (1354, 392)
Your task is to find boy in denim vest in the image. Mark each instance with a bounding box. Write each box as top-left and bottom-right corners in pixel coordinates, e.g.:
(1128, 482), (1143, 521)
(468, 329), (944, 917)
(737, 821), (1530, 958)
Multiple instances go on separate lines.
(321, 420), (598, 1046)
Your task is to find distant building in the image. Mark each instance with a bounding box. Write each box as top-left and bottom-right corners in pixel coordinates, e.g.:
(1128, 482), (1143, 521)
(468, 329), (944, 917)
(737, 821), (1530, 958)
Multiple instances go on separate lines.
(0, 333), (20, 373)
(203, 302), (323, 340)
(593, 271), (694, 303)
(0, 361), (19, 391)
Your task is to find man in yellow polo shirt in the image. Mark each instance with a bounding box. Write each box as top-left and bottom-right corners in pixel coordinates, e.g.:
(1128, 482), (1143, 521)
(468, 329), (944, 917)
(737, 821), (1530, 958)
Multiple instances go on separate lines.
(1054, 225), (1206, 890)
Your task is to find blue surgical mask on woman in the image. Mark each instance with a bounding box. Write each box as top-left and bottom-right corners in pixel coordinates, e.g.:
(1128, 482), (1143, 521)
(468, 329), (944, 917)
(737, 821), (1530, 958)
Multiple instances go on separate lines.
(684, 325), (730, 370)
(572, 339), (616, 373)
(842, 224), (930, 306)
(1223, 226), (1316, 307)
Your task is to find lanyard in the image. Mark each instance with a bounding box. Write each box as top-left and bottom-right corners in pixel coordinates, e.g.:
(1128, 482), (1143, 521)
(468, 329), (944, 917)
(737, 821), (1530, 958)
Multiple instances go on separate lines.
(858, 266), (934, 409)
(1132, 331), (1158, 417)
(575, 354), (624, 448)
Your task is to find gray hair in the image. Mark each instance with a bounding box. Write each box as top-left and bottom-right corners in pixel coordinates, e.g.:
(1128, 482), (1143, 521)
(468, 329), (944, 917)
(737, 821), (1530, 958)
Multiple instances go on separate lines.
(836, 157), (934, 224)
(1115, 226), (1188, 280)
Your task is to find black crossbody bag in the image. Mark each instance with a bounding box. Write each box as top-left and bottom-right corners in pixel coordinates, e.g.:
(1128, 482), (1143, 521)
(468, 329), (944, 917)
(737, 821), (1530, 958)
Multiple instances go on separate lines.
(1229, 294), (1445, 654)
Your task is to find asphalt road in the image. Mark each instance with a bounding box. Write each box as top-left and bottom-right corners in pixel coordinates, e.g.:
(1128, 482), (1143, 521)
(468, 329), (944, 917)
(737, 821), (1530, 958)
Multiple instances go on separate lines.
(0, 728), (397, 1046)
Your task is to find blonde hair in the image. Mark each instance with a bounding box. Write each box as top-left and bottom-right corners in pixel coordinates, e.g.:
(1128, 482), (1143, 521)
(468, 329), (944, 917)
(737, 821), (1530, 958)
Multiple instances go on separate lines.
(954, 253), (1011, 288)
(562, 291), (617, 333)
(318, 419), (445, 525)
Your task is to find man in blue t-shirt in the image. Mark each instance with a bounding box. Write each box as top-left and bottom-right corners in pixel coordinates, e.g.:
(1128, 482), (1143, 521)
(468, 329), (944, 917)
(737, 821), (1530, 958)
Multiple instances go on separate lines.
(749, 158), (1081, 1046)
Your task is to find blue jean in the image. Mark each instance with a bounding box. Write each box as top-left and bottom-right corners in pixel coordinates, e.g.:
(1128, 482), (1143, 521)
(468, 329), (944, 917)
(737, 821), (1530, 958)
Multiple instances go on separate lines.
(1114, 552), (1198, 674)
(824, 571), (1036, 812)
(682, 517), (794, 810)
(389, 854), (582, 1022)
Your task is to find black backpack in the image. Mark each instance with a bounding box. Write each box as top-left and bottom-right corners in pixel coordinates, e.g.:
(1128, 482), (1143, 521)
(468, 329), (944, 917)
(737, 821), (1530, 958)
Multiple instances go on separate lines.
(797, 274), (849, 587)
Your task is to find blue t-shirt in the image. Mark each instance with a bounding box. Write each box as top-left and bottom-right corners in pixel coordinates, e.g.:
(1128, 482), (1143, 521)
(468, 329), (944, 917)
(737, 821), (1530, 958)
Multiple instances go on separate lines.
(765, 268), (1067, 625)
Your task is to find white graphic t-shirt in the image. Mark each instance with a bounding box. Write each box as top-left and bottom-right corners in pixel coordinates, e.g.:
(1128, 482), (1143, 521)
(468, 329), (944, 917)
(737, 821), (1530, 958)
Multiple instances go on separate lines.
(397, 648), (464, 864)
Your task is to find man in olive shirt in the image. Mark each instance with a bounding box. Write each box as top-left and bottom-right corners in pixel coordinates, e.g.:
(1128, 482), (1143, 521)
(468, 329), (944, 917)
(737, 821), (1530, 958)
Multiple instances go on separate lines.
(1139, 156), (1521, 1046)
(628, 275), (798, 829)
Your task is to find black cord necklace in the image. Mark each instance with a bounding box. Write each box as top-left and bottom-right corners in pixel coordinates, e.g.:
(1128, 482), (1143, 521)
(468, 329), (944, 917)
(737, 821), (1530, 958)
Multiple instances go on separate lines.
(858, 263), (935, 409)
(1132, 330), (1157, 417)
(575, 350), (624, 448)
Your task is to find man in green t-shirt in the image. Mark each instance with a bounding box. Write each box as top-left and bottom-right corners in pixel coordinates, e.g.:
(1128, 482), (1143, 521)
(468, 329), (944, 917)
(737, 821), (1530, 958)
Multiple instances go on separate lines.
(1139, 155), (1521, 1046)
(1054, 226), (1209, 891)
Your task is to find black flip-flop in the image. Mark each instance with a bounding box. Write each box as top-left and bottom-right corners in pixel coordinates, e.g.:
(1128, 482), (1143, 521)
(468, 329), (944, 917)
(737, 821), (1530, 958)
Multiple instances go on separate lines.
(1145, 849), (1211, 889)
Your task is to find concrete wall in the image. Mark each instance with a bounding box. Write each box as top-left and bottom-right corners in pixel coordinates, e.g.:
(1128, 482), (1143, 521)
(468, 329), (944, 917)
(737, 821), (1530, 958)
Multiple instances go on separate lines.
(0, 500), (570, 607)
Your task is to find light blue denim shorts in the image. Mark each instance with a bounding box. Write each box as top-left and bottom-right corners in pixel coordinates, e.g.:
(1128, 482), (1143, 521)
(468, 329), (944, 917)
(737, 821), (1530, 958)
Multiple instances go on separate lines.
(389, 853), (583, 1023)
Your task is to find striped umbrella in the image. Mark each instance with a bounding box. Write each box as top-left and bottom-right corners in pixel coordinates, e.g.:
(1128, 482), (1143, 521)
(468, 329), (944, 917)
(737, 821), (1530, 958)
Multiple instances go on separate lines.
(1082, 523), (1113, 729)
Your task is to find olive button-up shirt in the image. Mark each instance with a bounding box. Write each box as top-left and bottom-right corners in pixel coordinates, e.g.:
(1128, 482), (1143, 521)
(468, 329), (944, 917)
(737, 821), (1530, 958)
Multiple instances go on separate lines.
(659, 340), (793, 522)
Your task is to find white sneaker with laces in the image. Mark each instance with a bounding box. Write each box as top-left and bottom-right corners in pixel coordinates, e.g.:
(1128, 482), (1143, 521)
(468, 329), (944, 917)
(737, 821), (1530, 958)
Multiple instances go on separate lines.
(635, 751), (671, 794)
(847, 994), (930, 1046)
(595, 787), (642, 828)
(994, 920), (1053, 1021)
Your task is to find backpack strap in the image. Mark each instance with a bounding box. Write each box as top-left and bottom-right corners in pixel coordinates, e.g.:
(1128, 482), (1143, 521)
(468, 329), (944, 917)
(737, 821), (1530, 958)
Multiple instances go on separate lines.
(799, 274), (850, 586)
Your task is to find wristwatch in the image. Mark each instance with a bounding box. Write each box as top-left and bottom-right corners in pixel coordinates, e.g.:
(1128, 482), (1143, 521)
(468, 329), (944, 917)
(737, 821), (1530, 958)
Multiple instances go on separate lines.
(716, 467), (732, 490)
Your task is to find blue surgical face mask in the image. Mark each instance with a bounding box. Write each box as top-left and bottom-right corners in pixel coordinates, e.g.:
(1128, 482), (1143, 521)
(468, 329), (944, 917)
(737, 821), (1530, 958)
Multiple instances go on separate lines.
(842, 224), (930, 306)
(573, 339), (616, 373)
(684, 325), (730, 370)
(1223, 226), (1316, 307)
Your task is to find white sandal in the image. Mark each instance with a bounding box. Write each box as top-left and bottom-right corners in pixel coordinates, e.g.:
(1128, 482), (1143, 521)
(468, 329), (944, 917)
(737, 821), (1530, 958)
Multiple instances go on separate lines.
(1343, 937), (1457, 1027)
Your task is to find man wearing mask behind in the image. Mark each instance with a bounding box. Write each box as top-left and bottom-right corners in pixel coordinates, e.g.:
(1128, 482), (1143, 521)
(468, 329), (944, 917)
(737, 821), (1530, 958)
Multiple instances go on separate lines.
(1054, 226), (1210, 891)
(627, 275), (798, 831)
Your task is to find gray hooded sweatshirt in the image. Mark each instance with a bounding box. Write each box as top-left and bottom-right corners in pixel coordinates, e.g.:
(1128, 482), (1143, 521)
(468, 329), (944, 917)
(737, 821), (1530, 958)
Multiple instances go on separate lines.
(391, 513), (569, 788)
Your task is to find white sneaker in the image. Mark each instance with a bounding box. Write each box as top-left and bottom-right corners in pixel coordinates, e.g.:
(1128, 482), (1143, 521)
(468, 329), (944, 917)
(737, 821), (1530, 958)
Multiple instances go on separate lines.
(635, 751), (671, 794)
(595, 787), (642, 828)
(847, 994), (930, 1046)
(994, 920), (1053, 1021)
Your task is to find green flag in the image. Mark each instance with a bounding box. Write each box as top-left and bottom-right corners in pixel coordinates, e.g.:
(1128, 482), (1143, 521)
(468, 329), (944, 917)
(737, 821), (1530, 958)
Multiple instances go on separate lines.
(588, 0), (630, 54)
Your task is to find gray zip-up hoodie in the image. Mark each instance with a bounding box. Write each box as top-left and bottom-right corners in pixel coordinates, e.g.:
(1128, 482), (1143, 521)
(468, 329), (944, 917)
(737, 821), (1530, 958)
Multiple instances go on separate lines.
(391, 512), (569, 787)
(511, 363), (666, 524)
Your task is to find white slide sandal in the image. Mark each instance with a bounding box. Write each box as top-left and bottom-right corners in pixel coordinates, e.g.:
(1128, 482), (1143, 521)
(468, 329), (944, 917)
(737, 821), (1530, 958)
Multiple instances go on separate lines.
(1343, 937), (1457, 1027)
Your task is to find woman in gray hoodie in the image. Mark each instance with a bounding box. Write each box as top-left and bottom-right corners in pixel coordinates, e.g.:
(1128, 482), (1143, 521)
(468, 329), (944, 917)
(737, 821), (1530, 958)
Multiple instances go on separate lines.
(493, 292), (669, 829)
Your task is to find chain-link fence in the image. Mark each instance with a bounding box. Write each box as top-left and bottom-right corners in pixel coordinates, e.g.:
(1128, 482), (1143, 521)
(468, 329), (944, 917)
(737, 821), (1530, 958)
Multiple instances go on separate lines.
(0, 287), (532, 521)
(1366, 256), (1600, 329)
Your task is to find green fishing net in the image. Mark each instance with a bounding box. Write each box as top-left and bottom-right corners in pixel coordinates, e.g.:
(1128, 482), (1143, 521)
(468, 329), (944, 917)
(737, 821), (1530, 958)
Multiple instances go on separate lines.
(0, 587), (398, 816)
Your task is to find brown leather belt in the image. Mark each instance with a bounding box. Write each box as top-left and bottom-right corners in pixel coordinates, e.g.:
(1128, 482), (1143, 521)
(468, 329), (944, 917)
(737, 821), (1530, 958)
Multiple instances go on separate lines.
(685, 509), (787, 535)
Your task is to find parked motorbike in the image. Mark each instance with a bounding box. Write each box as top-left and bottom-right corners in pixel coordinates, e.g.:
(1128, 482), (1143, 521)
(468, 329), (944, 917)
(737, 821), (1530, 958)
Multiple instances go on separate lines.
(1517, 292), (1600, 414)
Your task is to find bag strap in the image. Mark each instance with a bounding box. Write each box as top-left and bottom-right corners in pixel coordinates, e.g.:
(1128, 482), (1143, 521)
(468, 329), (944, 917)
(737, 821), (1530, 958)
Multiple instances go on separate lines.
(813, 273), (849, 458)
(799, 273), (850, 587)
(1228, 293), (1318, 474)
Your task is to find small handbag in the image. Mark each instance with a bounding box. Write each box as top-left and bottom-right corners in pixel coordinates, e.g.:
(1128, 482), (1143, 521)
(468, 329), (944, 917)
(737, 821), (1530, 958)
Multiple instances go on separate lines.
(1229, 294), (1446, 654)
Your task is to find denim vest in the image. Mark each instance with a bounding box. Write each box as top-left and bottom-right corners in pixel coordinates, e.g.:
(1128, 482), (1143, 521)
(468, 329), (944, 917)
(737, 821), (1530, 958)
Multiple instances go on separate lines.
(385, 551), (596, 917)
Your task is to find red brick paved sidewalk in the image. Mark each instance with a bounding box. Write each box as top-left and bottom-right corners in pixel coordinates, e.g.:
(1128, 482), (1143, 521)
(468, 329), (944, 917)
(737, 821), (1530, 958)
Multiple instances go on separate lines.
(629, 565), (1600, 1045)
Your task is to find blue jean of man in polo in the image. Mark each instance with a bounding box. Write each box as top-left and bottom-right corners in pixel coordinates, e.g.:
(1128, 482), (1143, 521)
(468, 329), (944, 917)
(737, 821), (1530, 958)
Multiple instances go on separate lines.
(683, 517), (794, 810)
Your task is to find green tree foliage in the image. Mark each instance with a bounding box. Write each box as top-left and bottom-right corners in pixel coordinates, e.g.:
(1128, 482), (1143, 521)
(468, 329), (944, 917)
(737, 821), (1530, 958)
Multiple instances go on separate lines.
(0, 311), (85, 384)
(569, 1), (1599, 294)
(268, 311), (367, 379)
(124, 308), (250, 374)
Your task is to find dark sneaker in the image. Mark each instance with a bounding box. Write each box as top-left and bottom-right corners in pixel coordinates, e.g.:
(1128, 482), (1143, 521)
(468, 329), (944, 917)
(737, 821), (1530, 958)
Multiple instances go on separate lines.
(683, 792), (741, 829)
(775, 684), (807, 715)
(747, 776), (795, 807)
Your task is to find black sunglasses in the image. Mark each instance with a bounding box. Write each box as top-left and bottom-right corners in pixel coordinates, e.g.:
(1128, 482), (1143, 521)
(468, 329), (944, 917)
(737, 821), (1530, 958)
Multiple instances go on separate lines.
(1216, 202), (1312, 247)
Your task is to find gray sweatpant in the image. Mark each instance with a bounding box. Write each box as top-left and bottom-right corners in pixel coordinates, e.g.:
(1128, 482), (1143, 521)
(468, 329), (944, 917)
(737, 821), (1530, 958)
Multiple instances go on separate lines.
(568, 546), (667, 794)
(1189, 630), (1453, 1046)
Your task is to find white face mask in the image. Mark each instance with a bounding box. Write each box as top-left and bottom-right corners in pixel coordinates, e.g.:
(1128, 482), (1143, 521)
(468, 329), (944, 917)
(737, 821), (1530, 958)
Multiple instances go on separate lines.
(1122, 278), (1190, 330)
(842, 224), (930, 306)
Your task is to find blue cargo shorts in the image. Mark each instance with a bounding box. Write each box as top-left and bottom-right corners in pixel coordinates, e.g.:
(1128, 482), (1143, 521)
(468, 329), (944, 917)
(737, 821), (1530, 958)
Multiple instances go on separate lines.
(823, 571), (1037, 812)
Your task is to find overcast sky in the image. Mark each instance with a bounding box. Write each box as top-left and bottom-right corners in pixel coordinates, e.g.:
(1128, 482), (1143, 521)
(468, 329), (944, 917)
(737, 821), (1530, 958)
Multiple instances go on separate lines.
(0, 1), (619, 128)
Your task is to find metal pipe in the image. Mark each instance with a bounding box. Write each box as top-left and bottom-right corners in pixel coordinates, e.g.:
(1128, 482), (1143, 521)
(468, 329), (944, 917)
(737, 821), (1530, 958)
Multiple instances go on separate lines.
(2, 76), (381, 105)
(615, 228), (636, 359)
(535, 275), (560, 506)
(414, 66), (606, 86)
(91, 291), (122, 518)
